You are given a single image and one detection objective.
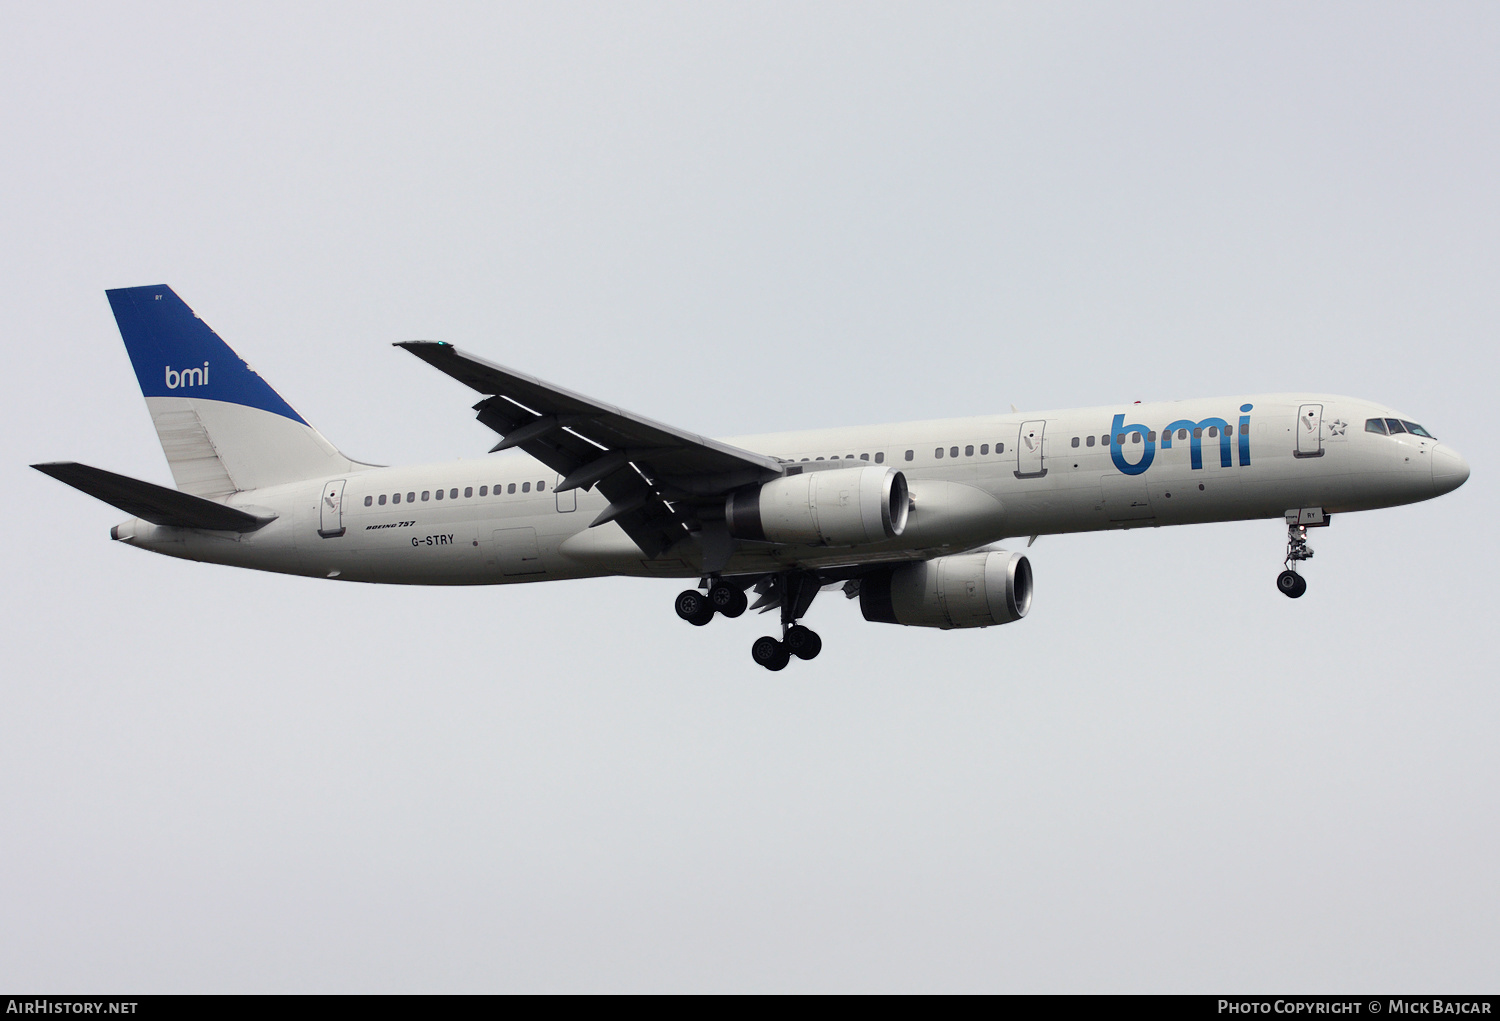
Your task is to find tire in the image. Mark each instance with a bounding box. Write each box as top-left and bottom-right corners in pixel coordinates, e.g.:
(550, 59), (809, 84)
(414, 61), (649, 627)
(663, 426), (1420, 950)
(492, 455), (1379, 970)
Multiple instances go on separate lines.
(785, 625), (822, 660)
(709, 583), (747, 618)
(752, 636), (790, 671)
(726, 588), (749, 618)
(675, 589), (715, 625)
(1277, 570), (1307, 599)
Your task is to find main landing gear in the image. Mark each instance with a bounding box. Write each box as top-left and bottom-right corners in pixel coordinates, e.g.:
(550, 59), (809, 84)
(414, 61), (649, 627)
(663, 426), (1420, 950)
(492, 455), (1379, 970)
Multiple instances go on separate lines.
(674, 571), (823, 671)
(749, 571), (822, 671)
(1277, 513), (1326, 599)
(751, 625), (822, 671)
(674, 580), (748, 625)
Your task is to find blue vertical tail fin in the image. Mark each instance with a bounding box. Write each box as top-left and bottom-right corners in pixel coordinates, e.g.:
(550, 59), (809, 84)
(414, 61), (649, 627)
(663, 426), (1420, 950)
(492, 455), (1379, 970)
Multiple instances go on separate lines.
(106, 285), (355, 496)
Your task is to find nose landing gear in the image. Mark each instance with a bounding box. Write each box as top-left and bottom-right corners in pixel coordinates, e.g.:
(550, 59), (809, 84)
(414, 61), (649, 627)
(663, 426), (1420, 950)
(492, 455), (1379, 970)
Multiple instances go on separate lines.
(1277, 509), (1327, 599)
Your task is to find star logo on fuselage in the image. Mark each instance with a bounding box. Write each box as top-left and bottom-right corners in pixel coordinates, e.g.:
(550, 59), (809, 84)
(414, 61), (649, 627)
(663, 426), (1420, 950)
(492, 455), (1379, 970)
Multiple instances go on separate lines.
(1328, 419), (1347, 436)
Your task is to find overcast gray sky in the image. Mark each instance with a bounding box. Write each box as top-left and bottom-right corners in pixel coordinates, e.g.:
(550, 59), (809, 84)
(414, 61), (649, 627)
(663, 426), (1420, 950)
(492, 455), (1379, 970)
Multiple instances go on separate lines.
(2, 1), (1496, 993)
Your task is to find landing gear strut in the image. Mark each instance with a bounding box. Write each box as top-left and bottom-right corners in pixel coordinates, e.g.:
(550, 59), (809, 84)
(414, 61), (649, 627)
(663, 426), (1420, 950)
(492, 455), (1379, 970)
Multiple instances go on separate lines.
(1277, 518), (1317, 599)
(749, 571), (822, 671)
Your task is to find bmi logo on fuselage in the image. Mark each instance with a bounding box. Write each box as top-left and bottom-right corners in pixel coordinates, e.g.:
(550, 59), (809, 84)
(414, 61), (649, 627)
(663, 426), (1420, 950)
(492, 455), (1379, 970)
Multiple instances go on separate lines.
(1109, 404), (1254, 476)
(164, 363), (210, 389)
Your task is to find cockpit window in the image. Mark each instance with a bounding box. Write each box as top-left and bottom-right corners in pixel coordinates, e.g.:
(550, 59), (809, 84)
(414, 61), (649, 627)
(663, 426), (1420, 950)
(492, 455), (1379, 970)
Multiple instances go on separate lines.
(1365, 418), (1388, 435)
(1385, 419), (1407, 434)
(1401, 421), (1434, 438)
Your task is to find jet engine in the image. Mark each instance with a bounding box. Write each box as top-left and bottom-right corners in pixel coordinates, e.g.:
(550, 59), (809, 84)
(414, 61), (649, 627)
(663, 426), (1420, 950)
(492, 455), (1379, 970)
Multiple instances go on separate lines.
(726, 466), (909, 546)
(860, 550), (1032, 629)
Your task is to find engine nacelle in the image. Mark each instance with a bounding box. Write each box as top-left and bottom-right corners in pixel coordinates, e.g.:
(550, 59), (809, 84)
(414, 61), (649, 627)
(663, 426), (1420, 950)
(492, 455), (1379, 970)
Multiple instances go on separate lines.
(726, 466), (909, 546)
(860, 550), (1032, 629)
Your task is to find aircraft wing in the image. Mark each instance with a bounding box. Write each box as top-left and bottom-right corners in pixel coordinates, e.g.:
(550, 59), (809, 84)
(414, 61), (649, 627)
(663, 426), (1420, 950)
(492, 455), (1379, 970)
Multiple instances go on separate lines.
(397, 341), (784, 557)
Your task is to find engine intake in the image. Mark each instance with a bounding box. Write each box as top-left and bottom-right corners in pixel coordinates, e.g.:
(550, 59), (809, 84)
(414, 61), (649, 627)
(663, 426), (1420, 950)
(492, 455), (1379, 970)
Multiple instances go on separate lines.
(860, 550), (1032, 629)
(726, 466), (909, 546)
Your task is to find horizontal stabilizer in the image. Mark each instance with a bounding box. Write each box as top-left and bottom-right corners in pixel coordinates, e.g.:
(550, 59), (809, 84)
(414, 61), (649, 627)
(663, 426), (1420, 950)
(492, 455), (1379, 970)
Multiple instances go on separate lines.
(31, 462), (272, 532)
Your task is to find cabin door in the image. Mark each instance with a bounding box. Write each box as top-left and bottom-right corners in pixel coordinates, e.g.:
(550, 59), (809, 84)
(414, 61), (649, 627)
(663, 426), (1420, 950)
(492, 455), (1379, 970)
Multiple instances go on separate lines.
(318, 479), (347, 538)
(1015, 421), (1048, 478)
(1296, 404), (1324, 458)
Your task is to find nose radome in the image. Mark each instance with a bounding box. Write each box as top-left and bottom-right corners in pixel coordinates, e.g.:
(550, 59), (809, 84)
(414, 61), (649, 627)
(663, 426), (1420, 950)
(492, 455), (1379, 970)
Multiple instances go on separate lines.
(1432, 445), (1470, 496)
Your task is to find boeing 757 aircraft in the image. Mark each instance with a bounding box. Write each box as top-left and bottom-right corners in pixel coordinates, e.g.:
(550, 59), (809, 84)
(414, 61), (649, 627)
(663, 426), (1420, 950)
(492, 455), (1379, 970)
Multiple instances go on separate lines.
(34, 286), (1470, 670)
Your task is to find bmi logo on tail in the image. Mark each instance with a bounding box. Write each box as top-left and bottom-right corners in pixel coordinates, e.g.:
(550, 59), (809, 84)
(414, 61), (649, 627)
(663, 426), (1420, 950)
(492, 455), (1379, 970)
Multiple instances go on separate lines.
(164, 362), (210, 389)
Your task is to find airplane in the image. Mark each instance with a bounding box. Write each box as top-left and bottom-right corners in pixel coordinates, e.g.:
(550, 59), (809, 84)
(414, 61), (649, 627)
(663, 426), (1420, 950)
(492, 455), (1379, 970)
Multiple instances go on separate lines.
(34, 285), (1470, 670)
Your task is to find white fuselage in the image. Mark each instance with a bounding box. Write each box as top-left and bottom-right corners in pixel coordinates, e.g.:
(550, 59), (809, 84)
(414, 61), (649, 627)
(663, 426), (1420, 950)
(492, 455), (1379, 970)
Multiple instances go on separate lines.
(111, 393), (1466, 585)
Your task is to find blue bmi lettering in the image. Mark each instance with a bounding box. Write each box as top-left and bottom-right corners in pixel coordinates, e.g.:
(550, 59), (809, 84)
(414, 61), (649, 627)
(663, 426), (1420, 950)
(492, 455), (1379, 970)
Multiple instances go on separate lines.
(1111, 406), (1252, 474)
(1109, 413), (1155, 475)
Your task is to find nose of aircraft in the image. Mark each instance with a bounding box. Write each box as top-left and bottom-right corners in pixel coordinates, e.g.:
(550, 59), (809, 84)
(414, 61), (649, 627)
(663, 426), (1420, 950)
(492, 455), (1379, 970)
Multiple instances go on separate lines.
(1432, 445), (1471, 496)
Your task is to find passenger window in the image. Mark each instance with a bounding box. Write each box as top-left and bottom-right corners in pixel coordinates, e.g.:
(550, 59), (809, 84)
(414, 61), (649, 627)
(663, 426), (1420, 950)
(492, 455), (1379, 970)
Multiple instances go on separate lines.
(934, 447), (944, 459)
(1365, 418), (1388, 435)
(1101, 435), (1109, 446)
(1116, 434), (1126, 444)
(392, 493), (401, 504)
(422, 491), (430, 501)
(407, 492), (415, 503)
(364, 495), (372, 507)
(800, 458), (809, 462)
(1224, 425), (1233, 436)
(860, 453), (869, 461)
(508, 483), (516, 494)
(965, 445), (974, 456)
(950, 446), (959, 458)
(520, 482), (529, 493)
(1147, 431), (1157, 442)
(464, 487), (473, 498)
(1131, 433), (1141, 444)
(875, 452), (885, 463)
(997, 443), (1005, 453)
(1386, 419), (1406, 434)
(1086, 435), (1095, 447)
(980, 444), (989, 455)
(816, 456), (825, 461)
(1192, 428), (1202, 439)
(435, 489), (444, 500)
(846, 454), (854, 460)
(379, 494), (387, 506)
(1207, 426), (1218, 438)
(1071, 437), (1079, 448)
(450, 488), (458, 499)
(1178, 429), (1188, 440)
(537, 481), (545, 492)
(905, 450), (914, 461)
(480, 486), (488, 496)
